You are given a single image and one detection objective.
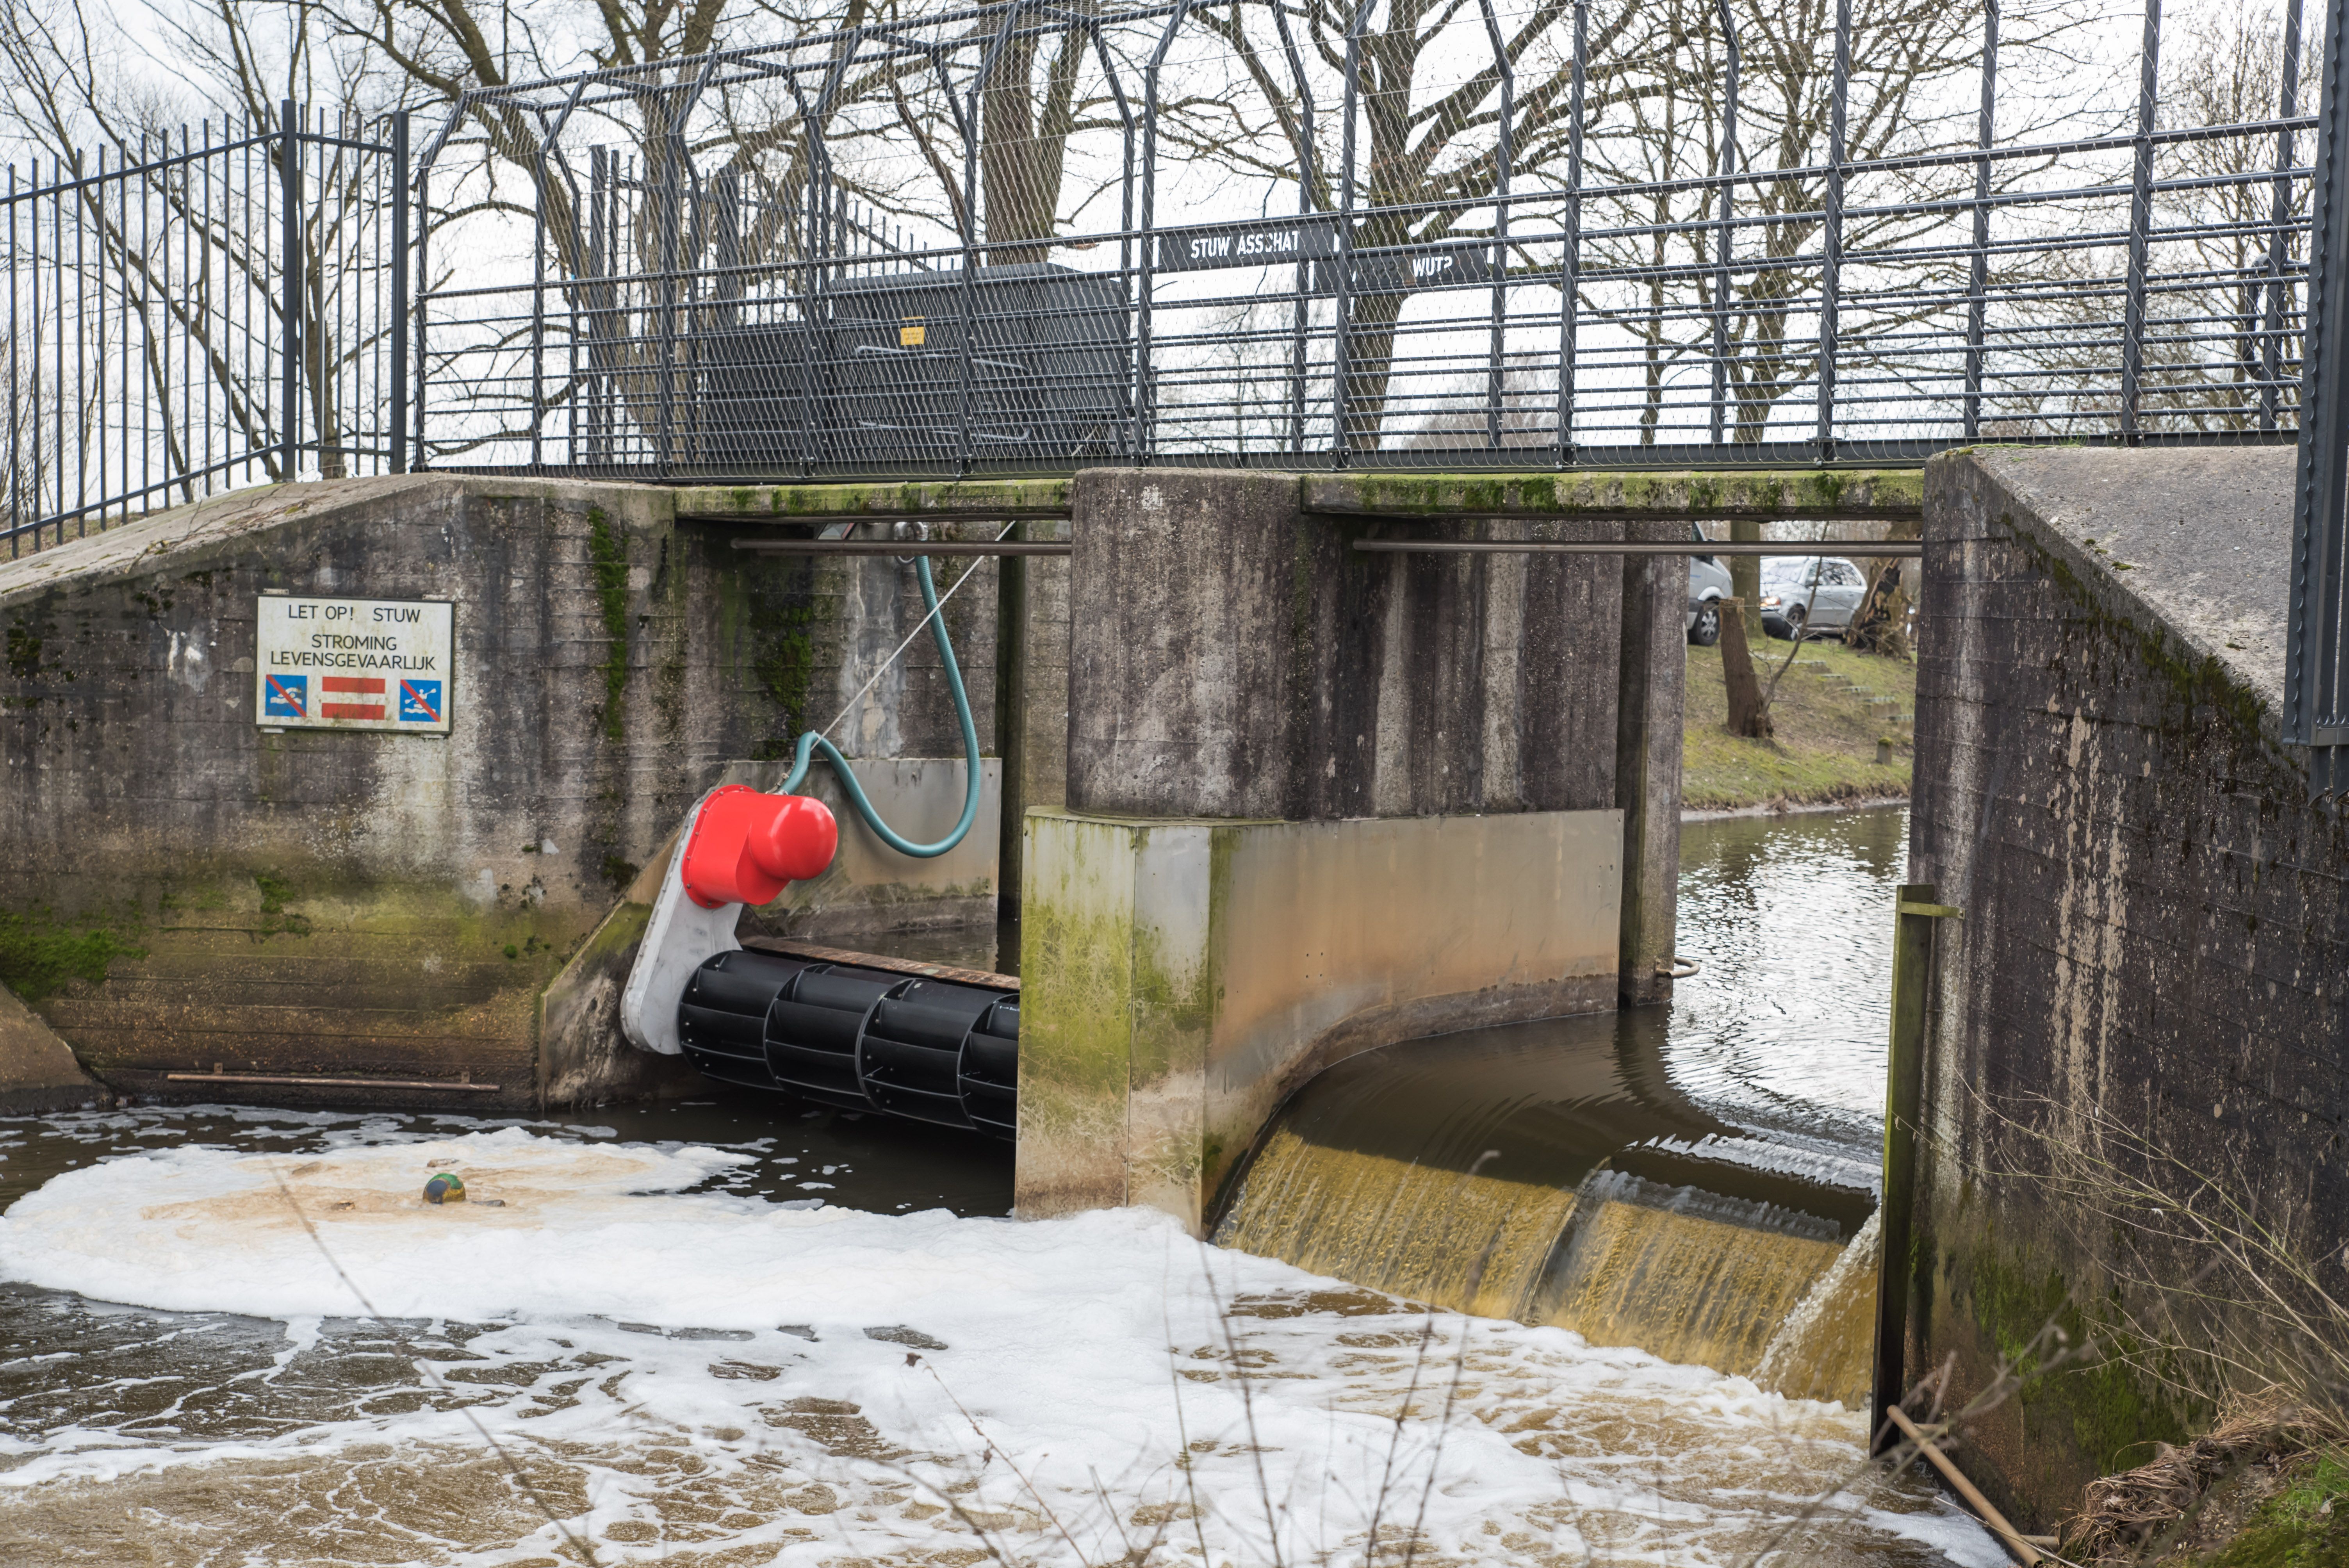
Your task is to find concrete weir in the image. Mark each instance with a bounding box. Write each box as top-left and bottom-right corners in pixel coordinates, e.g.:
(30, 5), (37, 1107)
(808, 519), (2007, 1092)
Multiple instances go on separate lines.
(0, 475), (1008, 1110)
(0, 461), (1936, 1200)
(1014, 468), (1685, 1229)
(1905, 446), (2346, 1528)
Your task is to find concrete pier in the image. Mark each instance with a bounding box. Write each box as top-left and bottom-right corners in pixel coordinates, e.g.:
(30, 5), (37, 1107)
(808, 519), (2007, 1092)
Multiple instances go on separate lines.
(1906, 445), (2342, 1527)
(1015, 468), (1681, 1228)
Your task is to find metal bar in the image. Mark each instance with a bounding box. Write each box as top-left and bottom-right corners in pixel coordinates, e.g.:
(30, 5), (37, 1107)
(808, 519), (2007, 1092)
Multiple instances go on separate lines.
(1478, 0), (1514, 451)
(2286, 0), (2349, 792)
(6, 162), (16, 556)
(164, 1072), (502, 1091)
(1558, 0), (1586, 466)
(1963, 2), (2000, 440)
(2264, 0), (2306, 432)
(1135, 0), (1193, 465)
(730, 539), (1073, 554)
(528, 85), (588, 470)
(1271, 1), (1315, 453)
(1352, 539), (1921, 556)
(390, 110), (408, 473)
(1330, 0), (1375, 461)
(960, 11), (1025, 475)
(1710, 0), (1740, 447)
(1816, 0), (1851, 461)
(2121, 0), (2161, 442)
(412, 126), (431, 472)
(280, 100), (301, 483)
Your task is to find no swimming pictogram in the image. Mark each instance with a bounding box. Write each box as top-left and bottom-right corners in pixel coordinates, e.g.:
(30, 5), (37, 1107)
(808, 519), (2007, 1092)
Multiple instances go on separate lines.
(254, 595), (455, 734)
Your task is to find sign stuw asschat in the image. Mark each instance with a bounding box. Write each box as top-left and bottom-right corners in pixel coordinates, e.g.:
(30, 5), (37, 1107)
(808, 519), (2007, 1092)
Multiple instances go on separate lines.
(254, 595), (454, 734)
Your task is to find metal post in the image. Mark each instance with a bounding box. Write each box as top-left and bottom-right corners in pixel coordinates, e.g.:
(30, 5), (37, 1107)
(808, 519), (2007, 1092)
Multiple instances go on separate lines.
(413, 142), (432, 473)
(2263, 0), (2305, 432)
(1333, 0), (1374, 462)
(1477, 0), (1514, 451)
(1816, 0), (1850, 461)
(806, 40), (863, 475)
(658, 126), (679, 477)
(279, 99), (301, 485)
(1963, 2), (1999, 441)
(528, 86), (585, 472)
(1710, 0), (1740, 447)
(1079, 23), (1137, 459)
(1271, 3), (1317, 454)
(7, 163), (17, 556)
(959, 9), (1024, 476)
(2285, 0), (2349, 793)
(1871, 882), (1956, 1449)
(1558, 0), (1586, 466)
(390, 110), (409, 474)
(587, 144), (605, 465)
(2120, 0), (2160, 443)
(1136, 1), (1193, 465)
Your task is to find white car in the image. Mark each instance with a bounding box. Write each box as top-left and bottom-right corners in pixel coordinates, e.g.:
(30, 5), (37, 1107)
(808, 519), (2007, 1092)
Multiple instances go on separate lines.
(1686, 526), (1731, 646)
(1760, 556), (1869, 640)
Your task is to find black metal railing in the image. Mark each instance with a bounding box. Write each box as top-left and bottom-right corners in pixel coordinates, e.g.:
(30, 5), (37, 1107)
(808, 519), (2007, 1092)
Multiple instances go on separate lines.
(2, 103), (407, 553)
(412, 0), (2315, 480)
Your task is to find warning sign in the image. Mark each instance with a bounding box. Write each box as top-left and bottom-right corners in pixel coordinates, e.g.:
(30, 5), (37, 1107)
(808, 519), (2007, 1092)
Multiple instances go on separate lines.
(254, 595), (454, 734)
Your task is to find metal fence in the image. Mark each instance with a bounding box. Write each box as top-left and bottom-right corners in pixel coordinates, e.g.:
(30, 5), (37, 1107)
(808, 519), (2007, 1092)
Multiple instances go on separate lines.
(414, 0), (2315, 479)
(2, 103), (406, 553)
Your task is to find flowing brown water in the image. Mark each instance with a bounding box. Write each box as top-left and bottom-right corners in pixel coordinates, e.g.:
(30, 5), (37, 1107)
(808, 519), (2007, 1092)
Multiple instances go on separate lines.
(1214, 807), (1905, 1408)
(0, 808), (1996, 1564)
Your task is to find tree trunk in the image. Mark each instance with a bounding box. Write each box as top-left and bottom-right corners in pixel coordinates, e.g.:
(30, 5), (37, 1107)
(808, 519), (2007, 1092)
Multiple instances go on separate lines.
(1719, 597), (1773, 739)
(1730, 519), (1765, 641)
(1848, 514), (1923, 657)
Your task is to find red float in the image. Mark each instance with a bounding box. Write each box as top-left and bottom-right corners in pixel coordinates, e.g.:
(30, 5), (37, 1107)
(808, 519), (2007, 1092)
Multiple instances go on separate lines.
(678, 786), (839, 909)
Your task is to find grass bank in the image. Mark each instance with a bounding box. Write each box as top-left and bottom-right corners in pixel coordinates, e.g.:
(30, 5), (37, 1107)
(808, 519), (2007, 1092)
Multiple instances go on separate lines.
(1682, 637), (1915, 812)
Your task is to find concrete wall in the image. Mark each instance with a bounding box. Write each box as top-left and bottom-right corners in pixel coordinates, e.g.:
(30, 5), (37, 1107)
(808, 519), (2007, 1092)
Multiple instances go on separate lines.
(1017, 807), (1622, 1228)
(0, 476), (1003, 1110)
(1066, 469), (1626, 819)
(1907, 446), (2345, 1526)
(1018, 467), (1681, 1227)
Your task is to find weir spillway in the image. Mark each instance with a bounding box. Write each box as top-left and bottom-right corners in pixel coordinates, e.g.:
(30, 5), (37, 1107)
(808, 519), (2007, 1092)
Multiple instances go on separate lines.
(1214, 1014), (1878, 1405)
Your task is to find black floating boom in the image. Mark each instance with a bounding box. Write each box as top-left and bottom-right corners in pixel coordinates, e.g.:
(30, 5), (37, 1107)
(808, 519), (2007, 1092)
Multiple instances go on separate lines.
(677, 949), (1018, 1139)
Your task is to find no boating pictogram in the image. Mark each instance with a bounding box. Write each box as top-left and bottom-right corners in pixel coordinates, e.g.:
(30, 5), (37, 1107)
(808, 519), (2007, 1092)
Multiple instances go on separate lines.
(254, 595), (455, 734)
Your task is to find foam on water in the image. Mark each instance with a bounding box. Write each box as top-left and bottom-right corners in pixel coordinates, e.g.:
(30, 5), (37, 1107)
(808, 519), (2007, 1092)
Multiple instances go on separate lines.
(0, 1125), (1998, 1566)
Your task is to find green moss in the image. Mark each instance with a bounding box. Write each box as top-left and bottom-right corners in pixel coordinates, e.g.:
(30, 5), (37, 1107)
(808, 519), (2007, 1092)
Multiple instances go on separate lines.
(2026, 529), (2303, 790)
(253, 872), (296, 914)
(1960, 1241), (2197, 1474)
(739, 549), (820, 759)
(0, 908), (146, 1003)
(250, 871), (313, 937)
(601, 855), (642, 889)
(2201, 1451), (2349, 1568)
(5, 620), (45, 681)
(1308, 468), (1923, 519)
(586, 506), (631, 741)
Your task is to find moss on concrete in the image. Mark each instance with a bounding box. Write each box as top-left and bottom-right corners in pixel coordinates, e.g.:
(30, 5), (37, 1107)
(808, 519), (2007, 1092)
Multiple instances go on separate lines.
(586, 506), (631, 741)
(2198, 1451), (2349, 1568)
(1306, 468), (1926, 519)
(1959, 1240), (2198, 1476)
(672, 479), (1074, 519)
(0, 908), (146, 1003)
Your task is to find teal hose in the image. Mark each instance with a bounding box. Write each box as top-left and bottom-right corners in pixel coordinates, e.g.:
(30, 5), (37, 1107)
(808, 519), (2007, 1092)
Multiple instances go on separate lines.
(779, 556), (982, 859)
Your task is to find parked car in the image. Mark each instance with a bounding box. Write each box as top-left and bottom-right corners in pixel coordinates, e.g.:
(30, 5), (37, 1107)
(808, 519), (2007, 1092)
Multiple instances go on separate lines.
(1686, 524), (1731, 646)
(1760, 555), (1869, 640)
